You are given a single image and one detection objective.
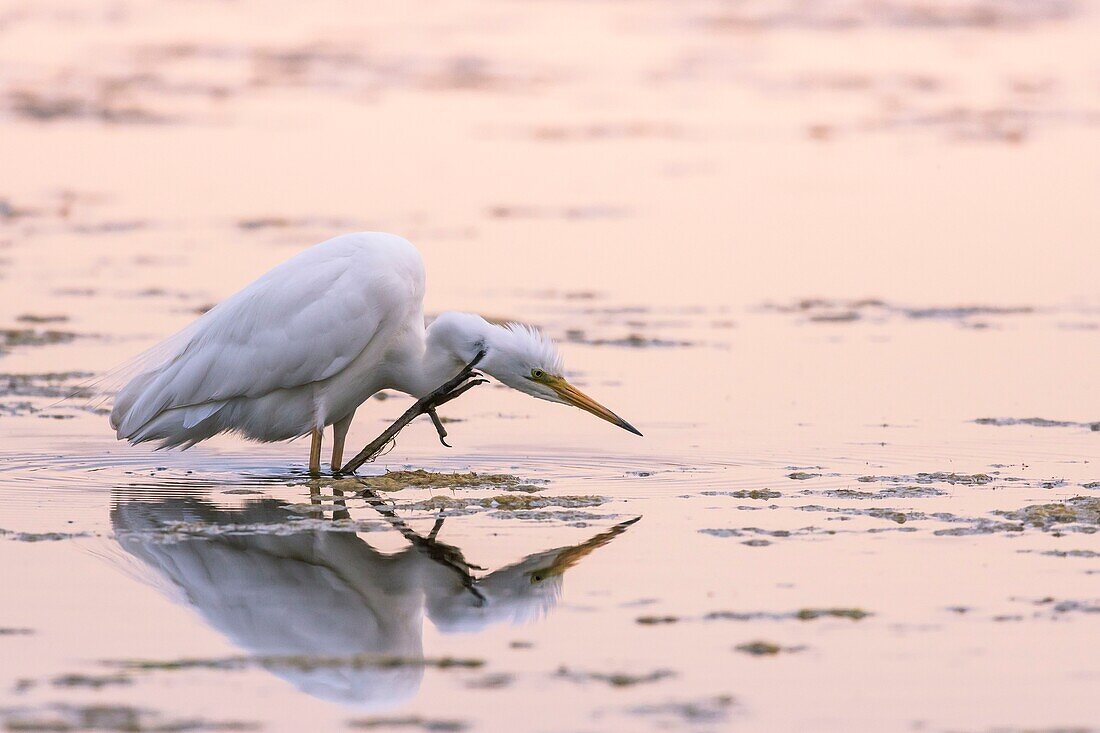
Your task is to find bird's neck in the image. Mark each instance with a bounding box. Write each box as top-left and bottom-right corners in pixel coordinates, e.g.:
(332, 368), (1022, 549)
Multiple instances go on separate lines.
(403, 311), (506, 397)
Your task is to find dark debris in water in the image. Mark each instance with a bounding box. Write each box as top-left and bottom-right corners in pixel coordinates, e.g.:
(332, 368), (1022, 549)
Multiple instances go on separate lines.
(493, 509), (616, 527)
(794, 505), (928, 524)
(15, 314), (69, 324)
(0, 372), (94, 400)
(821, 486), (946, 499)
(1036, 598), (1100, 615)
(50, 673), (133, 689)
(639, 608), (871, 624)
(5, 89), (174, 125)
(561, 330), (695, 348)
(761, 298), (1035, 326)
(996, 497), (1100, 529)
(1023, 549), (1100, 558)
(635, 615), (681, 625)
(627, 695), (734, 724)
(0, 329), (80, 351)
(0, 529), (92, 542)
(702, 489), (781, 500)
(703, 495), (1096, 538)
(699, 527), (793, 540)
(357, 469), (538, 493)
(0, 704), (257, 732)
(857, 472), (994, 485)
(792, 504), (1032, 536)
(793, 608), (871, 620)
(556, 666), (674, 687)
(397, 494), (604, 513)
(975, 417), (1100, 431)
(463, 673), (513, 689)
(734, 641), (805, 656)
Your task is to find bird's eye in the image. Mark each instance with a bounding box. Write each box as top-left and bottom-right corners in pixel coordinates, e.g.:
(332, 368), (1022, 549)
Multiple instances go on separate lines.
(531, 369), (545, 379)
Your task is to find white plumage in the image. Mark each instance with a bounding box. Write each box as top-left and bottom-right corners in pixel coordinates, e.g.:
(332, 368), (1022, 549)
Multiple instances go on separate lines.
(112, 233), (421, 448)
(110, 231), (639, 470)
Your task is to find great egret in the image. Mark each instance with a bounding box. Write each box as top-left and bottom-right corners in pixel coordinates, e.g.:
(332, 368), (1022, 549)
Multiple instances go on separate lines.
(110, 232), (640, 473)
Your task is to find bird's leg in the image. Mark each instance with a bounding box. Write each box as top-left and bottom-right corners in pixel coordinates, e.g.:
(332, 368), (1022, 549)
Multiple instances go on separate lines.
(338, 350), (487, 475)
(308, 428), (322, 476)
(330, 411), (355, 473)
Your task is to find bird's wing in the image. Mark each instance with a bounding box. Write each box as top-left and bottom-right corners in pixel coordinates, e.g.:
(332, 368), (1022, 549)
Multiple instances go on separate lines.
(111, 233), (424, 438)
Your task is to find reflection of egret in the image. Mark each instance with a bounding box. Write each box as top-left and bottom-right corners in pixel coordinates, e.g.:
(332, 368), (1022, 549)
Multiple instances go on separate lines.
(109, 491), (637, 709)
(109, 232), (640, 474)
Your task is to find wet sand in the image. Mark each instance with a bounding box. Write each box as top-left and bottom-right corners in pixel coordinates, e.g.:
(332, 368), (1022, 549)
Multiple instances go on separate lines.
(1, 1), (1099, 731)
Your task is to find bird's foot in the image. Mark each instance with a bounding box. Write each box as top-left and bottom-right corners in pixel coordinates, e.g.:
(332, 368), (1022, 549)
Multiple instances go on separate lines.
(335, 351), (487, 475)
(426, 408), (450, 447)
(414, 354), (488, 448)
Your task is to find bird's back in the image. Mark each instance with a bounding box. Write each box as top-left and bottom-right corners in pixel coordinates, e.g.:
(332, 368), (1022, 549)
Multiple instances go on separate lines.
(110, 232), (425, 448)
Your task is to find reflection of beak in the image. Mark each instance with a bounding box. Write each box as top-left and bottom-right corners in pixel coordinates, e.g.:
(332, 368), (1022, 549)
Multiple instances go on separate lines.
(532, 516), (641, 580)
(548, 377), (642, 436)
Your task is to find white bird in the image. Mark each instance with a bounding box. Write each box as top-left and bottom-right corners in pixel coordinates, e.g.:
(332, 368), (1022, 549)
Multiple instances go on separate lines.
(110, 232), (640, 473)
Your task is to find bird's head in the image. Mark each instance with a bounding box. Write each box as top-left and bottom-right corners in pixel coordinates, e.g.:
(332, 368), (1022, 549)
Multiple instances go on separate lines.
(481, 323), (642, 436)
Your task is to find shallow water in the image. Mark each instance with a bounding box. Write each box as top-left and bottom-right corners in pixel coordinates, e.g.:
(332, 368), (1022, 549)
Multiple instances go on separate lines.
(2, 1), (1099, 731)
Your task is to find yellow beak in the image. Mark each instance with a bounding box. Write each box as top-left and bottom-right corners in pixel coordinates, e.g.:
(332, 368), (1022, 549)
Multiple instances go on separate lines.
(547, 376), (642, 436)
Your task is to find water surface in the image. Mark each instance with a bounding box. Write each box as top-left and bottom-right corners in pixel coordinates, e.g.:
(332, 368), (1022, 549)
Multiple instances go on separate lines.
(1, 1), (1099, 731)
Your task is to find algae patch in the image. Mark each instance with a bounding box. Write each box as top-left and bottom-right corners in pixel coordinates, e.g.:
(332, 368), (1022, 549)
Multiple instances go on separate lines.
(0, 704), (257, 732)
(396, 494), (605, 513)
(794, 607), (870, 620)
(698, 527), (792, 540)
(640, 608), (872, 624)
(703, 489), (781, 500)
(556, 666), (674, 687)
(0, 372), (97, 417)
(822, 486), (945, 499)
(635, 616), (681, 625)
(1033, 549), (1100, 558)
(0, 328), (79, 350)
(857, 472), (993, 486)
(996, 497), (1100, 529)
(0, 372), (94, 399)
(358, 469), (539, 493)
(51, 673), (133, 689)
(734, 641), (804, 656)
(16, 314), (69, 324)
(463, 672), (514, 689)
(628, 695), (734, 724)
(975, 416), (1100, 431)
(0, 529), (92, 542)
